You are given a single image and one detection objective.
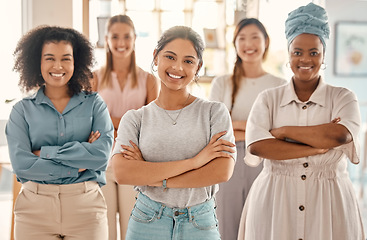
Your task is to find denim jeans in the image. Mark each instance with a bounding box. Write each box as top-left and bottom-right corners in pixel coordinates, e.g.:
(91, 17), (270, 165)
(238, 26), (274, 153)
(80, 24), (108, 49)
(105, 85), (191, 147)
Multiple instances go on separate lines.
(126, 193), (221, 240)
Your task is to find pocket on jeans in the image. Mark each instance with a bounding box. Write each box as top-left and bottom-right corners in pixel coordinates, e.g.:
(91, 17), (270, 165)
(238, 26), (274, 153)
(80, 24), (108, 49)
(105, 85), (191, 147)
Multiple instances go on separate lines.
(192, 208), (218, 230)
(130, 201), (157, 223)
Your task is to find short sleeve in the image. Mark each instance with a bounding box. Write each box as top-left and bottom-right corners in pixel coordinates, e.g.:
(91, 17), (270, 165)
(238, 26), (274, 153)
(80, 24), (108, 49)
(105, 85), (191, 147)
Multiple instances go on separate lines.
(332, 89), (361, 164)
(209, 102), (237, 161)
(244, 91), (275, 167)
(112, 109), (142, 157)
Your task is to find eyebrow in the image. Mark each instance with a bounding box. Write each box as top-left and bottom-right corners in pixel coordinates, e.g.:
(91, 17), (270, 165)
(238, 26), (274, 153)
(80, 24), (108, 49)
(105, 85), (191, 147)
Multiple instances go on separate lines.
(293, 47), (320, 51)
(43, 53), (73, 57)
(164, 50), (196, 59)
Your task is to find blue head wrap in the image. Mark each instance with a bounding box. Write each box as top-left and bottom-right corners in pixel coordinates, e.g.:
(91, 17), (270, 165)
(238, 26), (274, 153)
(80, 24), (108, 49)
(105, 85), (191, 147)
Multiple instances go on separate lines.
(285, 3), (330, 49)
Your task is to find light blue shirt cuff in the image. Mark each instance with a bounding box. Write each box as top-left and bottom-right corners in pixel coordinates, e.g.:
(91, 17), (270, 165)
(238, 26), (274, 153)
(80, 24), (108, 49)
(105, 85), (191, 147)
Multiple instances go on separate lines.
(40, 146), (59, 161)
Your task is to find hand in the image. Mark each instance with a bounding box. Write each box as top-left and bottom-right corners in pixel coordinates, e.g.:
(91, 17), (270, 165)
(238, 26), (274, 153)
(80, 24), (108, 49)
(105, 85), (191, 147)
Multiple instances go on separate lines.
(120, 140), (144, 161)
(32, 150), (41, 157)
(315, 148), (329, 155)
(270, 127), (285, 140)
(331, 117), (341, 123)
(88, 130), (101, 143)
(78, 168), (86, 172)
(192, 131), (235, 169)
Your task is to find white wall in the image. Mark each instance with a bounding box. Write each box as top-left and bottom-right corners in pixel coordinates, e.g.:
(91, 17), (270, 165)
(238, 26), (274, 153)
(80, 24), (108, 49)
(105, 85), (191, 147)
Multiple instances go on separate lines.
(325, 0), (367, 121)
(26, 0), (73, 31)
(325, 0), (367, 195)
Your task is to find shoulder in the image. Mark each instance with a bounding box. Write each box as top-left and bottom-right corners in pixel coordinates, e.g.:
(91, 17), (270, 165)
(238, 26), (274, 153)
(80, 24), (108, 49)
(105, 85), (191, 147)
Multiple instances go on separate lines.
(257, 81), (289, 101)
(194, 97), (229, 113)
(137, 67), (156, 83)
(211, 74), (232, 85)
(137, 67), (151, 80)
(78, 91), (105, 105)
(263, 73), (288, 86)
(92, 68), (103, 81)
(324, 83), (357, 100)
(121, 102), (155, 124)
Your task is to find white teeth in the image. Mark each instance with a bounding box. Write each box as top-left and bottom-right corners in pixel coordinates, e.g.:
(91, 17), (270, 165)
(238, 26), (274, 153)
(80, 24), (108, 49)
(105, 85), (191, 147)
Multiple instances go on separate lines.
(299, 67), (311, 70)
(168, 73), (182, 79)
(117, 48), (126, 52)
(245, 50), (255, 54)
(51, 73), (64, 77)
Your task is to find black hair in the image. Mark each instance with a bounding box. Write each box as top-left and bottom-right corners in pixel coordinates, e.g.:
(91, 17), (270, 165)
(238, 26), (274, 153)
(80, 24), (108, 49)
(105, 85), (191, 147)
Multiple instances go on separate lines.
(13, 25), (94, 95)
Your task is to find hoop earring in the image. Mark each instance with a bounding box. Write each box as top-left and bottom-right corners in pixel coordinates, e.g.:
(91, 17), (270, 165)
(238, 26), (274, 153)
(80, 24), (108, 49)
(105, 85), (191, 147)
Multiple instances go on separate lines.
(152, 65), (158, 72)
(286, 62), (291, 68)
(193, 74), (199, 83)
(321, 63), (327, 70)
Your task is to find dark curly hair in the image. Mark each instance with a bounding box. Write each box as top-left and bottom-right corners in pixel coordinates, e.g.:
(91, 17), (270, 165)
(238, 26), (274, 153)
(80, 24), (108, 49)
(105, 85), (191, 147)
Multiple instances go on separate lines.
(13, 25), (94, 96)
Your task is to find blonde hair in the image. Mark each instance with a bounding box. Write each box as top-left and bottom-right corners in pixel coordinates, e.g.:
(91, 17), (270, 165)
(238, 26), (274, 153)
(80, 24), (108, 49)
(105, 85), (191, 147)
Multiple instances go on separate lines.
(99, 15), (138, 89)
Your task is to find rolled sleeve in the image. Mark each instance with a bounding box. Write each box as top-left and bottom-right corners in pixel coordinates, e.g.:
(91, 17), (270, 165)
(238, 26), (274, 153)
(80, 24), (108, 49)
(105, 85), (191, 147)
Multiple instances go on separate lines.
(332, 89), (361, 164)
(244, 92), (274, 167)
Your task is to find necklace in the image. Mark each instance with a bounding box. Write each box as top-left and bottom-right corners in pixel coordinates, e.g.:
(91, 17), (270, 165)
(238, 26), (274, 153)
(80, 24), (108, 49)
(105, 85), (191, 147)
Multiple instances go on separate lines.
(157, 94), (191, 125)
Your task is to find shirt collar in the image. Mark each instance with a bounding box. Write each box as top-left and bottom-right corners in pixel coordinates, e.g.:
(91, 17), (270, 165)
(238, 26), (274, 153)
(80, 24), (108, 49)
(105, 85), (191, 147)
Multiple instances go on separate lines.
(27, 86), (93, 114)
(280, 77), (327, 107)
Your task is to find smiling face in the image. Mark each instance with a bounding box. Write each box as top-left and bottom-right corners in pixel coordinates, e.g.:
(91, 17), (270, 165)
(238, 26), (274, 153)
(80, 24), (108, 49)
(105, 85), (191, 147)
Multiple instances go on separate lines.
(289, 33), (324, 83)
(154, 38), (201, 92)
(40, 41), (74, 90)
(106, 22), (136, 59)
(234, 24), (268, 64)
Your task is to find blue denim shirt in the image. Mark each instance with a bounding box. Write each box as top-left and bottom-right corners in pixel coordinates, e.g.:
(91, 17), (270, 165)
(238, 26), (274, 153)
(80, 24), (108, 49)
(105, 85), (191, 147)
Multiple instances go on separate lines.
(5, 87), (114, 186)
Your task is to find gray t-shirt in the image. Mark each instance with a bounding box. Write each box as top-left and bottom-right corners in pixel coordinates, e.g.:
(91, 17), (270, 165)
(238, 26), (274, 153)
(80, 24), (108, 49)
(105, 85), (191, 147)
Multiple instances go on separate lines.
(112, 97), (236, 208)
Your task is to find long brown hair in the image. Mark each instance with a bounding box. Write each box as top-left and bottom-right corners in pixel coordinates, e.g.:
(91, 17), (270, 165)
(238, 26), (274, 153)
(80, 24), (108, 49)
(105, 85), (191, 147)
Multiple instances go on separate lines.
(99, 15), (138, 89)
(230, 18), (270, 112)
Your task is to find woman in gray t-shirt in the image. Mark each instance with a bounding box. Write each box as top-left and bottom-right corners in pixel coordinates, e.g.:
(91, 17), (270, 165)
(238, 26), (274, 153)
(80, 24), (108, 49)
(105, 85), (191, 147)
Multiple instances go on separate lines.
(111, 26), (237, 240)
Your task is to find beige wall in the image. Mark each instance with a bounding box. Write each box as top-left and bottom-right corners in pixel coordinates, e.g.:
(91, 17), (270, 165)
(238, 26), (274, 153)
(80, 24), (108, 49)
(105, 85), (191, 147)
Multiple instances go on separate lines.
(29, 0), (73, 29)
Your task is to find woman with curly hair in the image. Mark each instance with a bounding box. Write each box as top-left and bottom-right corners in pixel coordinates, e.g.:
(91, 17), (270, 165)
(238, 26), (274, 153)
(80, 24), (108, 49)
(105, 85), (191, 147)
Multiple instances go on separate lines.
(6, 25), (114, 240)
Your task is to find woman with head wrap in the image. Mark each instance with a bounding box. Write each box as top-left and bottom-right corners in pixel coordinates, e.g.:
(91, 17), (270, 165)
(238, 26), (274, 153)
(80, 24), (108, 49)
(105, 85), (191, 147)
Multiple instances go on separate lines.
(237, 3), (365, 240)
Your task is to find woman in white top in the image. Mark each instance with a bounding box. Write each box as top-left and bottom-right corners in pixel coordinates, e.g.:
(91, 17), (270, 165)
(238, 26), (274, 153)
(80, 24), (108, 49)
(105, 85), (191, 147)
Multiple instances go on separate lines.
(238, 3), (365, 240)
(209, 18), (286, 240)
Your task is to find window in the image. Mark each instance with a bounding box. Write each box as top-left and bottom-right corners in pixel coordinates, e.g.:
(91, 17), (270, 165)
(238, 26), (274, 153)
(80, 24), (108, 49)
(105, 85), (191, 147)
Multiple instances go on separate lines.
(0, 1), (22, 119)
(88, 0), (227, 79)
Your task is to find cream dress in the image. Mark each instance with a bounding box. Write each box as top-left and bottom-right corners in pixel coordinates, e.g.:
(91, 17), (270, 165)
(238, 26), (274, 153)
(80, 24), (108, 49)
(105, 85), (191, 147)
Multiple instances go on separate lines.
(238, 79), (365, 240)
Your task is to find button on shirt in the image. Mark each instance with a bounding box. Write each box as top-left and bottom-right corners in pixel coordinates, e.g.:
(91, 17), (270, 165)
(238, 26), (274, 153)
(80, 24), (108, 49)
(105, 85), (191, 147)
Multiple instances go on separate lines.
(6, 87), (114, 186)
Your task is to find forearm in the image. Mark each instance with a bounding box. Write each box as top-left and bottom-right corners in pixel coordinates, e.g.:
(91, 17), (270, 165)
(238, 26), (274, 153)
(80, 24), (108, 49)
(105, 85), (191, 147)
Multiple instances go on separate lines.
(232, 120), (247, 131)
(277, 123), (352, 149)
(234, 130), (245, 142)
(40, 138), (112, 171)
(249, 139), (327, 160)
(165, 157), (234, 188)
(111, 153), (198, 185)
(11, 154), (79, 182)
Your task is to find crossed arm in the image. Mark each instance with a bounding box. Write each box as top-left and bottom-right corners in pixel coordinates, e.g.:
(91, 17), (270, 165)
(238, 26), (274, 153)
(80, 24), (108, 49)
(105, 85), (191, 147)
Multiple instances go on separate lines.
(111, 131), (235, 188)
(249, 118), (352, 160)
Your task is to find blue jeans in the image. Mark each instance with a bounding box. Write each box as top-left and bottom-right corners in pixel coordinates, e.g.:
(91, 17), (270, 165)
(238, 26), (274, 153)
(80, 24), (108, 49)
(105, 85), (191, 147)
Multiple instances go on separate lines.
(126, 193), (221, 240)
